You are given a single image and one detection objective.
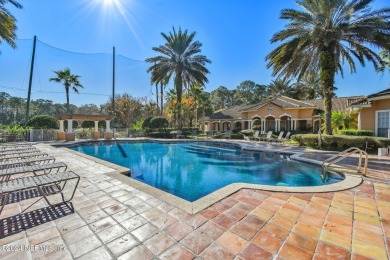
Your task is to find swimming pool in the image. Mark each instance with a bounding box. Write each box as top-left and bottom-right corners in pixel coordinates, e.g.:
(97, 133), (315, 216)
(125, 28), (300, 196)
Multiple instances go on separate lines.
(72, 141), (343, 201)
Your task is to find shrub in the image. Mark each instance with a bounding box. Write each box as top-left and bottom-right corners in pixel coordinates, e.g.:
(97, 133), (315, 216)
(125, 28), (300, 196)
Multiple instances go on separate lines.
(149, 131), (172, 138)
(150, 117), (169, 129)
(337, 130), (374, 136)
(292, 134), (390, 152)
(27, 115), (58, 129)
(142, 116), (154, 129)
(252, 119), (261, 131)
(231, 133), (244, 139)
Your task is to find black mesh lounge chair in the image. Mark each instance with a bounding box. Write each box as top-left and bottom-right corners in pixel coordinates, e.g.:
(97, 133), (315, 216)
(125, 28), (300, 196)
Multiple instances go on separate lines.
(0, 156), (56, 169)
(0, 152), (48, 161)
(0, 171), (80, 215)
(0, 162), (68, 181)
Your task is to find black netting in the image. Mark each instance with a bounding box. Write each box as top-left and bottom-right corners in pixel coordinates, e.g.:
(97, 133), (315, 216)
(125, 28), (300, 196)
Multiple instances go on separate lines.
(0, 37), (152, 107)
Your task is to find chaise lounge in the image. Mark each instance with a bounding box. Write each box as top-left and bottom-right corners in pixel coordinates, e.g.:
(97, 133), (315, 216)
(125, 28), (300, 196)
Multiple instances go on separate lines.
(0, 171), (80, 215)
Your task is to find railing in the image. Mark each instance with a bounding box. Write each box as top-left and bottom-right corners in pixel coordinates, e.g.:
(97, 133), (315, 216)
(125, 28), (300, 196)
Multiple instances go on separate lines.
(29, 129), (58, 142)
(321, 147), (368, 182)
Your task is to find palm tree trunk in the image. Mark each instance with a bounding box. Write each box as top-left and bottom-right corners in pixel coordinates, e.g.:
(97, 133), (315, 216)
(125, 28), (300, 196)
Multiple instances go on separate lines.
(319, 48), (336, 135)
(155, 84), (159, 115)
(160, 83), (163, 116)
(66, 87), (70, 113)
(175, 74), (183, 129)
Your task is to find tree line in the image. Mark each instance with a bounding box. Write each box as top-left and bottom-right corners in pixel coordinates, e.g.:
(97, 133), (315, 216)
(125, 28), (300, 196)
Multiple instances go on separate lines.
(1, 0), (390, 134)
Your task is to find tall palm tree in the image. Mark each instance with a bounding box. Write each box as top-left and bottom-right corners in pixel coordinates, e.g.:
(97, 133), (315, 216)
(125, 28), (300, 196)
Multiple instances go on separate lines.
(189, 83), (205, 128)
(0, 0), (22, 50)
(146, 27), (211, 129)
(50, 69), (83, 113)
(266, 0), (390, 135)
(165, 88), (177, 126)
(159, 76), (169, 116)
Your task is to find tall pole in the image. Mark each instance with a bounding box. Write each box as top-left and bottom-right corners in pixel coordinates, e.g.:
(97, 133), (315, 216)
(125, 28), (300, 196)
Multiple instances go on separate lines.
(112, 46), (115, 112)
(112, 47), (115, 137)
(25, 35), (37, 126)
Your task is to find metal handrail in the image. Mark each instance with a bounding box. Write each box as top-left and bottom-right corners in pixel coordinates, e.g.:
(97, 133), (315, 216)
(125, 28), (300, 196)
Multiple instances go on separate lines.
(321, 147), (368, 182)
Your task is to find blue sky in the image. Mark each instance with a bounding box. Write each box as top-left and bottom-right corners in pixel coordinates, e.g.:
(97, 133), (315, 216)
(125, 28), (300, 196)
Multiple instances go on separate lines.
(0, 0), (389, 106)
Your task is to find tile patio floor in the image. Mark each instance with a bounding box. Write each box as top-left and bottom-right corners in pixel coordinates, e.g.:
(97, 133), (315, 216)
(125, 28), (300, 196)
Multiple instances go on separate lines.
(0, 142), (389, 260)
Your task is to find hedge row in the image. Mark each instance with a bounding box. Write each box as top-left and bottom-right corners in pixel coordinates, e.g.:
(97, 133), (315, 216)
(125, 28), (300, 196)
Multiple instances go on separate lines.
(292, 134), (390, 152)
(337, 130), (374, 136)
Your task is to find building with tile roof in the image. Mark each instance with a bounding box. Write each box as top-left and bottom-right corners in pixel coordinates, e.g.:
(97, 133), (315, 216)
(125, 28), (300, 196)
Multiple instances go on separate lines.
(349, 88), (390, 137)
(200, 95), (365, 134)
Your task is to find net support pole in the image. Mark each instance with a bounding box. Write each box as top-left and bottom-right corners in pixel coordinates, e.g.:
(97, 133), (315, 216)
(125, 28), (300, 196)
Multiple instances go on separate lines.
(25, 35), (37, 126)
(112, 46), (115, 137)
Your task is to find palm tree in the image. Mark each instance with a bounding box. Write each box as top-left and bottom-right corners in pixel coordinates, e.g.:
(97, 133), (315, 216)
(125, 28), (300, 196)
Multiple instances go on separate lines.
(189, 83), (204, 128)
(165, 88), (177, 126)
(0, 0), (22, 50)
(378, 49), (390, 73)
(296, 71), (322, 100)
(159, 76), (169, 116)
(267, 78), (293, 97)
(8, 96), (24, 123)
(146, 27), (211, 129)
(266, 0), (390, 135)
(50, 69), (83, 113)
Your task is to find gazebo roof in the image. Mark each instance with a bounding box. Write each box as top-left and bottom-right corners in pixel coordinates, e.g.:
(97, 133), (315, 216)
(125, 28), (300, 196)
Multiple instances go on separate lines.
(55, 114), (114, 121)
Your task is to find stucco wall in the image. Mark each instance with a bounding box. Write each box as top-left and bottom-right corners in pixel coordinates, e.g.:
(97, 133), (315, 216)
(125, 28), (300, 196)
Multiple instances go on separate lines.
(245, 106), (315, 119)
(360, 99), (390, 131)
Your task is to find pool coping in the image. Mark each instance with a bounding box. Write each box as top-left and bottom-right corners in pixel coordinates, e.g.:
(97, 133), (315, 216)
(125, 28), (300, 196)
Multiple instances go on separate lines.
(56, 139), (363, 214)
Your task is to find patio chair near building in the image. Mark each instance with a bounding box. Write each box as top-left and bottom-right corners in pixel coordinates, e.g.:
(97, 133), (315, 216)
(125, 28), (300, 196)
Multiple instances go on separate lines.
(191, 130), (198, 138)
(269, 131), (285, 143)
(281, 132), (292, 144)
(207, 130), (214, 139)
(250, 131), (261, 141)
(259, 131), (273, 142)
(225, 130), (232, 139)
(176, 130), (185, 139)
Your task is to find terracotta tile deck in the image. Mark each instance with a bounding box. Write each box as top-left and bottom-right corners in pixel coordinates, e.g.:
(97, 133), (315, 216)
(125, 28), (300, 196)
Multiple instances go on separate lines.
(0, 142), (389, 259)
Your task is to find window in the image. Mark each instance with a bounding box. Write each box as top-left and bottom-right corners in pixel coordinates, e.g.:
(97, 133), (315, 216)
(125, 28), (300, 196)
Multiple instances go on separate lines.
(377, 111), (390, 137)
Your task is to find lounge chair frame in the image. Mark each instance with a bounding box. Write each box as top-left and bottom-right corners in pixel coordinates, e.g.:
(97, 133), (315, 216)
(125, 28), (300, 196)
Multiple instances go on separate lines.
(0, 156), (56, 169)
(0, 171), (80, 215)
(0, 162), (68, 181)
(0, 152), (48, 161)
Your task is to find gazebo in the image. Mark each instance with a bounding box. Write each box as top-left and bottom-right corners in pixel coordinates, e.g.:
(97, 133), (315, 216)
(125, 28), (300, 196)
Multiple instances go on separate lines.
(55, 114), (115, 141)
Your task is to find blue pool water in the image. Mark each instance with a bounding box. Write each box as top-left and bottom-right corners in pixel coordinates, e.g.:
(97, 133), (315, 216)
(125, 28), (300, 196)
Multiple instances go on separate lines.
(72, 141), (343, 201)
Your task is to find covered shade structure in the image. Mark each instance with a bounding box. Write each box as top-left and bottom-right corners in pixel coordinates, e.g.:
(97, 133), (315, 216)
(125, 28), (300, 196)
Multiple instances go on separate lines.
(55, 114), (115, 141)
